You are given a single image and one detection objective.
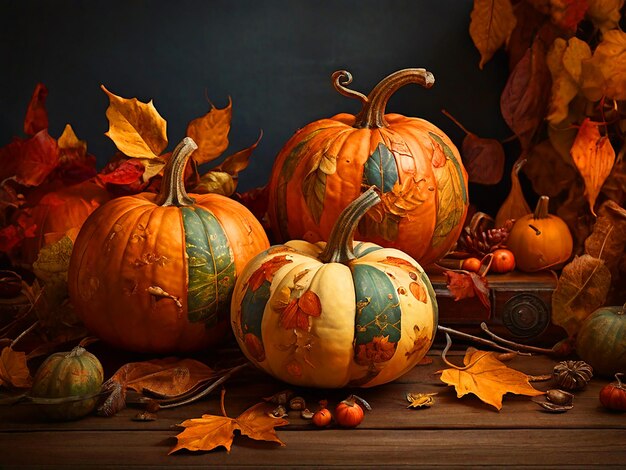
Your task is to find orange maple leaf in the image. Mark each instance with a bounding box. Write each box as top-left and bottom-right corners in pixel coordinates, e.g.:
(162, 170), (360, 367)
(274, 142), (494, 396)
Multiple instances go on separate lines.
(276, 290), (322, 330)
(0, 346), (32, 389)
(169, 402), (288, 454)
(186, 98), (232, 165)
(437, 348), (544, 410)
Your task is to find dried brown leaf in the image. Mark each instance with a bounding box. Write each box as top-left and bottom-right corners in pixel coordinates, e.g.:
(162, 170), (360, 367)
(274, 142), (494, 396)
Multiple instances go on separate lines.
(469, 0), (517, 69)
(584, 200), (626, 277)
(444, 270), (490, 310)
(462, 134), (505, 185)
(552, 254), (611, 337)
(500, 40), (551, 150)
(0, 346), (32, 389)
(524, 140), (577, 197)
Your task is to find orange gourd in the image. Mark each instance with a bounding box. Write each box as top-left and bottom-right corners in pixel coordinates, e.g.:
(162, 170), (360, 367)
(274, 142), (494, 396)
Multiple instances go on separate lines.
(68, 138), (269, 353)
(268, 69), (469, 267)
(506, 196), (573, 272)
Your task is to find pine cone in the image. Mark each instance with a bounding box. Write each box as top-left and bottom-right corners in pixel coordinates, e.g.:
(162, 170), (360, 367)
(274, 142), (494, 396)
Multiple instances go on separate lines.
(459, 218), (515, 257)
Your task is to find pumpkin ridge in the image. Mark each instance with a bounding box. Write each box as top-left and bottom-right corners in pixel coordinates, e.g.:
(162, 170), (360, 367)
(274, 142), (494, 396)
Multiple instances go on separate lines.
(110, 205), (154, 349)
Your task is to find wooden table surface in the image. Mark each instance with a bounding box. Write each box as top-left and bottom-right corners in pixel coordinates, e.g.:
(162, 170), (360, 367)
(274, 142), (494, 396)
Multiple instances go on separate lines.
(1, 346), (625, 469)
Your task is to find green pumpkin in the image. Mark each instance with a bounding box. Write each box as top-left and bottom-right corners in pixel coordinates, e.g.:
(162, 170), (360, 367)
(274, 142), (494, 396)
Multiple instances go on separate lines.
(576, 304), (626, 377)
(31, 346), (104, 421)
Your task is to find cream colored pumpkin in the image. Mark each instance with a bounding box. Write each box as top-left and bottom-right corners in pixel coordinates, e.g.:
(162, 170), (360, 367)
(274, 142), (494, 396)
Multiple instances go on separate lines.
(231, 188), (438, 388)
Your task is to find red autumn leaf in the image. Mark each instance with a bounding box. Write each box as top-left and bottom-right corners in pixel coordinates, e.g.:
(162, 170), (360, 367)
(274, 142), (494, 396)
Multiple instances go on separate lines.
(444, 270), (491, 310)
(248, 255), (293, 291)
(0, 130), (59, 187)
(0, 210), (36, 252)
(98, 158), (146, 186)
(54, 124), (98, 185)
(500, 41), (551, 150)
(550, 0), (589, 32)
(279, 290), (321, 330)
(24, 83), (49, 136)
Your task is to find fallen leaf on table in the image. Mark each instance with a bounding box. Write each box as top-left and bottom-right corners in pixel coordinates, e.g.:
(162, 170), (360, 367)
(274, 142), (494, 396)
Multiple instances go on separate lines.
(437, 348), (544, 411)
(0, 346), (32, 390)
(552, 254), (611, 337)
(169, 402), (288, 454)
(406, 392), (437, 409)
(99, 357), (217, 416)
(570, 118), (616, 216)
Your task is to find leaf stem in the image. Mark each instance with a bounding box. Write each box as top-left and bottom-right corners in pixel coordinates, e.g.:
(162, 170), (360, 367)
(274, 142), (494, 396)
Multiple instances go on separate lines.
(479, 322), (556, 355)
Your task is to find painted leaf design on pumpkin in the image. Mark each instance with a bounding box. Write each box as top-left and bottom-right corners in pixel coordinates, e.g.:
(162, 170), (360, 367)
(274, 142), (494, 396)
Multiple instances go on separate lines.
(274, 128), (328, 240)
(410, 281), (427, 303)
(429, 133), (467, 249)
(405, 325), (432, 360)
(239, 281), (271, 362)
(359, 177), (431, 241)
(356, 335), (396, 364)
(272, 288), (322, 330)
(363, 143), (399, 193)
(302, 139), (338, 224)
(353, 264), (401, 365)
(182, 207), (236, 326)
(247, 255), (293, 291)
(570, 118), (616, 216)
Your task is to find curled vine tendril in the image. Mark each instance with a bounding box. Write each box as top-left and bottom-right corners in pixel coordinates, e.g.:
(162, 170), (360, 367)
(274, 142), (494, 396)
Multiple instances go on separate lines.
(332, 70), (369, 104)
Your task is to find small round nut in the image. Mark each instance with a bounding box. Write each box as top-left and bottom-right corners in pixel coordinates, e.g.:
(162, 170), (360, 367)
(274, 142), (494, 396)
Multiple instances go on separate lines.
(289, 396), (306, 411)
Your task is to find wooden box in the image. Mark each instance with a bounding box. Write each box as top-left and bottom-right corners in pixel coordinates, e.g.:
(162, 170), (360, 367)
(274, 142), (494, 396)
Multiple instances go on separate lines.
(429, 271), (566, 347)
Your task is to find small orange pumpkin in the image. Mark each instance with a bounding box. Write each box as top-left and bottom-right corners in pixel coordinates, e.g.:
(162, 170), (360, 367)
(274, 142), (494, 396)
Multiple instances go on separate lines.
(506, 196), (573, 272)
(68, 138), (269, 353)
(268, 69), (469, 266)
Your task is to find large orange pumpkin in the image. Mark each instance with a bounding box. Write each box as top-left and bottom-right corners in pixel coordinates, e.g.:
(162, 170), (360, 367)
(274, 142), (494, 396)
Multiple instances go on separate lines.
(268, 68), (469, 266)
(68, 138), (269, 353)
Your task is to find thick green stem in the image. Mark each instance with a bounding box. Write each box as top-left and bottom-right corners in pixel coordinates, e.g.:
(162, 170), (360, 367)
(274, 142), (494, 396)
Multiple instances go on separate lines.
(155, 137), (197, 207)
(334, 69), (435, 129)
(318, 187), (381, 264)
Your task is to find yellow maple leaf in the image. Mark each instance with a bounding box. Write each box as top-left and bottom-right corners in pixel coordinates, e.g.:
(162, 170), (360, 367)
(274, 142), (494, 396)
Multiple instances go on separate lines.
(101, 85), (168, 159)
(438, 348), (544, 410)
(586, 0), (624, 32)
(469, 0), (517, 69)
(546, 38), (591, 125)
(0, 346), (32, 389)
(570, 118), (616, 215)
(186, 98), (232, 165)
(169, 402), (288, 454)
(58, 124), (87, 160)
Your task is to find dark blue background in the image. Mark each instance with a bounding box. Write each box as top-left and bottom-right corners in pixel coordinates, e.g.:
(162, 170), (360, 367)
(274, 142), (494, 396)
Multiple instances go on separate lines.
(1, 0), (512, 211)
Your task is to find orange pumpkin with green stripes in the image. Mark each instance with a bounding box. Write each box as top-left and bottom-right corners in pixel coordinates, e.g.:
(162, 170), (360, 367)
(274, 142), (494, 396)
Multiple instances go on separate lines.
(68, 138), (269, 353)
(268, 68), (469, 267)
(231, 188), (438, 388)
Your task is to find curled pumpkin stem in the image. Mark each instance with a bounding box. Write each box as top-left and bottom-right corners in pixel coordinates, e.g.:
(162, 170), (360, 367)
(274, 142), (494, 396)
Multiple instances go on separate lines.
(332, 70), (369, 105)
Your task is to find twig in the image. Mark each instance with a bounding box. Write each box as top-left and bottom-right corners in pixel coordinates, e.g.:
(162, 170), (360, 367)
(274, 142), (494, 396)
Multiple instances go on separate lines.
(10, 321), (39, 349)
(441, 333), (491, 370)
(155, 362), (249, 410)
(479, 323), (557, 355)
(437, 325), (532, 356)
(527, 374), (552, 382)
(220, 387), (227, 417)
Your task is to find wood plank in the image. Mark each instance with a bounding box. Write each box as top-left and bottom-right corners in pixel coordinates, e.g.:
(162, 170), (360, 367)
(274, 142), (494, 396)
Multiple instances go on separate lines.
(0, 429), (624, 468)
